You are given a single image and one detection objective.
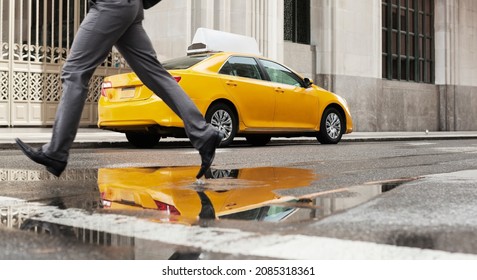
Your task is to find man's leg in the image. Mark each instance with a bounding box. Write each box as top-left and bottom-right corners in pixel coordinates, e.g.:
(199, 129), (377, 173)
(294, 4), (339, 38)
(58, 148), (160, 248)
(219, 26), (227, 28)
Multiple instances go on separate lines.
(115, 22), (218, 150)
(16, 0), (140, 176)
(114, 20), (223, 178)
(42, 1), (140, 162)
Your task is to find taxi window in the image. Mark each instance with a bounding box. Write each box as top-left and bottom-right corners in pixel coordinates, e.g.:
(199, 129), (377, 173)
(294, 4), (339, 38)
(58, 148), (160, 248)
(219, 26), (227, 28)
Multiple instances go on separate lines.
(259, 59), (304, 87)
(162, 55), (210, 70)
(219, 57), (263, 80)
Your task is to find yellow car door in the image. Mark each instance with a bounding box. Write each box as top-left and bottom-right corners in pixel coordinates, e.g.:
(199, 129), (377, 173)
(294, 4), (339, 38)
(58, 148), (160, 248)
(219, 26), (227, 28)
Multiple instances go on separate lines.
(259, 59), (319, 129)
(214, 167), (317, 216)
(219, 56), (276, 128)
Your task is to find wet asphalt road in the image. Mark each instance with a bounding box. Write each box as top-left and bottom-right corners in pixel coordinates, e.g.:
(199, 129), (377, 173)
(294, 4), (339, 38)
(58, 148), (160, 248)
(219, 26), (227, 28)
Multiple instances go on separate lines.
(1, 139), (477, 259)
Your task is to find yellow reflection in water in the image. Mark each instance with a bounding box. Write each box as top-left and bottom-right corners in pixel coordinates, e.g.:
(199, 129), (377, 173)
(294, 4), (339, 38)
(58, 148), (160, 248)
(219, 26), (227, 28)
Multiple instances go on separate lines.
(98, 166), (317, 222)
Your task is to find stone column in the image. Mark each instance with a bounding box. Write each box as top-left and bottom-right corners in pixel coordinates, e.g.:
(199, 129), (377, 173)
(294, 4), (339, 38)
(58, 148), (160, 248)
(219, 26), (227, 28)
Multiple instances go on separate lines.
(435, 0), (458, 131)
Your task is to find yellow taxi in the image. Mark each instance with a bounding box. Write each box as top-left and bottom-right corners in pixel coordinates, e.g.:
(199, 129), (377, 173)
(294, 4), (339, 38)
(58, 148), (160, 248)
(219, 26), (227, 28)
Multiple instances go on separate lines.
(98, 166), (318, 223)
(98, 29), (353, 148)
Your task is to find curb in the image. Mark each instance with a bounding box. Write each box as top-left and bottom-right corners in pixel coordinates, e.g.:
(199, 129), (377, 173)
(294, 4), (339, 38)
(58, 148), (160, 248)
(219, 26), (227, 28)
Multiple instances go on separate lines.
(2, 134), (477, 150)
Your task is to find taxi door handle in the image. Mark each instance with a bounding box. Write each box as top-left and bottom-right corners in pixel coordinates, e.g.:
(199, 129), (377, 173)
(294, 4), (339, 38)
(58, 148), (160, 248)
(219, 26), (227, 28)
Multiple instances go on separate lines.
(226, 81), (238, 87)
(275, 87), (285, 93)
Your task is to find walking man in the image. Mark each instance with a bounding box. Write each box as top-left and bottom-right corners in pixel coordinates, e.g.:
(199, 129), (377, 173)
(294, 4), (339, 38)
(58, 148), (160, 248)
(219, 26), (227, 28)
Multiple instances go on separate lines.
(15, 0), (223, 179)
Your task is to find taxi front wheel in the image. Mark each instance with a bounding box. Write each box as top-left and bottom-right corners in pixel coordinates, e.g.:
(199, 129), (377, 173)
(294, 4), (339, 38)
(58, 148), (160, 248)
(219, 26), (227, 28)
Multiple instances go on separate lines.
(317, 107), (344, 144)
(126, 132), (161, 148)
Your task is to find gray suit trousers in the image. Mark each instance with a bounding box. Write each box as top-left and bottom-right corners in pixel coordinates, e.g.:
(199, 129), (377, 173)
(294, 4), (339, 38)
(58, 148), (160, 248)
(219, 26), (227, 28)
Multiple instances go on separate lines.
(43, 0), (215, 162)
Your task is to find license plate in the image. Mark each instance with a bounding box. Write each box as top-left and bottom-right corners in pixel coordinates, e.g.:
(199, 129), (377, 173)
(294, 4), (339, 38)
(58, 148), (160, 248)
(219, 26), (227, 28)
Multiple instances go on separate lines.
(120, 87), (135, 99)
(119, 191), (135, 204)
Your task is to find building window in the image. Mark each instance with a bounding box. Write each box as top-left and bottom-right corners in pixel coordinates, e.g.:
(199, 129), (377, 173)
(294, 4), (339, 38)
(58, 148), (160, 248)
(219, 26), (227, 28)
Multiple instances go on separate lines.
(284, 0), (310, 44)
(382, 0), (434, 83)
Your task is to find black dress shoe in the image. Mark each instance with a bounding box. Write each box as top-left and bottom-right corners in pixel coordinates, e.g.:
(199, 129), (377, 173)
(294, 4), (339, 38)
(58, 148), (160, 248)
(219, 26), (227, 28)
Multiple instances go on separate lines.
(15, 138), (67, 177)
(196, 130), (224, 179)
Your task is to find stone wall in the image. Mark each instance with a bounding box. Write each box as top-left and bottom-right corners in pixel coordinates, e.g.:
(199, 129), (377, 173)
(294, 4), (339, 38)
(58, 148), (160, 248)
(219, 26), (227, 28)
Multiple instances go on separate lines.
(315, 75), (440, 132)
(283, 42), (314, 80)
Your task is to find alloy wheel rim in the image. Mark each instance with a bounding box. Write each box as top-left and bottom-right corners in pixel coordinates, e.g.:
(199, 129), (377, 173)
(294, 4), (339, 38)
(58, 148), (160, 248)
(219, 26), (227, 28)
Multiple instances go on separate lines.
(211, 109), (233, 141)
(326, 113), (341, 139)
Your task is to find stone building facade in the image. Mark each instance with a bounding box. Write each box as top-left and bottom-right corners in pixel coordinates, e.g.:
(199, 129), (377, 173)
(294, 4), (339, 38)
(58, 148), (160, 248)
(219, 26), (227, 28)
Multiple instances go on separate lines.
(1, 0), (475, 131)
(145, 0), (477, 132)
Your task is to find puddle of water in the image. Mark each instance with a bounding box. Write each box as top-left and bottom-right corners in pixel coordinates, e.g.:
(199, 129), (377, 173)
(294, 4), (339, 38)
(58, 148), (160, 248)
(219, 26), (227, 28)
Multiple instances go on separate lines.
(98, 166), (319, 223)
(0, 166), (417, 258)
(0, 167), (418, 227)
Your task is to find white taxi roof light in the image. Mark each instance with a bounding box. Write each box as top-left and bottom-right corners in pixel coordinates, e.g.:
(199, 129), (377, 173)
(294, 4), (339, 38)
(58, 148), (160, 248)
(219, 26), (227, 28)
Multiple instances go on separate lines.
(187, 28), (261, 56)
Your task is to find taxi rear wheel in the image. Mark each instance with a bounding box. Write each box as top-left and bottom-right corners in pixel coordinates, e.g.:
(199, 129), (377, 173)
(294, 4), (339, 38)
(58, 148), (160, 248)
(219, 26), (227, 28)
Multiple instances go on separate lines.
(316, 107), (344, 144)
(126, 132), (160, 148)
(205, 103), (237, 147)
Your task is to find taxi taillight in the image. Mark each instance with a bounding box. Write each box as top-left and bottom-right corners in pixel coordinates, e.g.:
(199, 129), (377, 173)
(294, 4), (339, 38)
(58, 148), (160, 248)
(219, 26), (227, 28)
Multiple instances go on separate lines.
(173, 76), (181, 83)
(100, 192), (112, 208)
(155, 200), (181, 215)
(101, 81), (113, 97)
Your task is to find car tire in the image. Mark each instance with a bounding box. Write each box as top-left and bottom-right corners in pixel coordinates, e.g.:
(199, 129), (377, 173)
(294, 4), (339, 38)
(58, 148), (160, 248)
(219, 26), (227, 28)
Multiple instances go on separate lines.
(126, 132), (160, 148)
(316, 107), (344, 144)
(205, 103), (237, 147)
(245, 135), (271, 146)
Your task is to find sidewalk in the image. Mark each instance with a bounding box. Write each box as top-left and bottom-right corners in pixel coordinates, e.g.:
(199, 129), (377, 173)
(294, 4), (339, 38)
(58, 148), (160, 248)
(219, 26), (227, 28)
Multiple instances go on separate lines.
(1, 127), (477, 148)
(0, 127), (126, 148)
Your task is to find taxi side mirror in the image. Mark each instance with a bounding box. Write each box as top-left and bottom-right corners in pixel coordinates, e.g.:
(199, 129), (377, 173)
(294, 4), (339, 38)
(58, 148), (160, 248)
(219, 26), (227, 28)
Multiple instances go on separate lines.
(304, 78), (313, 88)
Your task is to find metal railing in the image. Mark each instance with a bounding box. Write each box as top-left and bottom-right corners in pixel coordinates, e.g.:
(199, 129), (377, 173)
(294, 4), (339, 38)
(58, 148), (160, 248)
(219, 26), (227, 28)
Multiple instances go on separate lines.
(0, 0), (129, 126)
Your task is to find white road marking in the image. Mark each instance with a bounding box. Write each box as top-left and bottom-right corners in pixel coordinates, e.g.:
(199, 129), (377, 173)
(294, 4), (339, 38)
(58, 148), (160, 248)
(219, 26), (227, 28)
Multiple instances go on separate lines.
(183, 149), (228, 155)
(406, 142), (436, 146)
(435, 147), (477, 154)
(1, 196), (476, 260)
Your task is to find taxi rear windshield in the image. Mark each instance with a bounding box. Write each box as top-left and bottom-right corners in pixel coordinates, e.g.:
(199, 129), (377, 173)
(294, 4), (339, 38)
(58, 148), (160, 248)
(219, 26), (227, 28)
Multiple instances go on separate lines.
(162, 55), (210, 70)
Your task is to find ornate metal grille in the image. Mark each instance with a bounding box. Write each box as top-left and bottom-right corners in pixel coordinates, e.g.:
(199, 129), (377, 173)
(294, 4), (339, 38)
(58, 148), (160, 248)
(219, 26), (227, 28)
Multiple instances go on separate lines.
(44, 73), (61, 102)
(0, 71), (8, 101)
(0, 0), (129, 126)
(88, 76), (104, 103)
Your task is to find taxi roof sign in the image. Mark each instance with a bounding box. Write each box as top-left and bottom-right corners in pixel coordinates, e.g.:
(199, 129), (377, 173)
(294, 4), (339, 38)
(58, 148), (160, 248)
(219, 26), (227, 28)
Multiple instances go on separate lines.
(187, 28), (261, 56)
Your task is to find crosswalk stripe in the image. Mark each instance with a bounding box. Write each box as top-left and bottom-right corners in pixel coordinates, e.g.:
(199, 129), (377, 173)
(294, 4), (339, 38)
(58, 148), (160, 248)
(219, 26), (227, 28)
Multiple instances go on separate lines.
(1, 196), (476, 260)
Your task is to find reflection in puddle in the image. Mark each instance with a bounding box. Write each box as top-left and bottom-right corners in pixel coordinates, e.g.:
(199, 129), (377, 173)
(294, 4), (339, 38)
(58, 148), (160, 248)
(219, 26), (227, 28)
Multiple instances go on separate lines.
(97, 167), (411, 224)
(0, 166), (416, 258)
(98, 166), (318, 223)
(0, 166), (415, 227)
